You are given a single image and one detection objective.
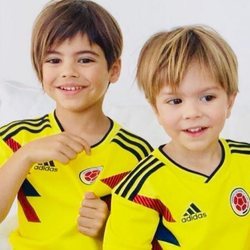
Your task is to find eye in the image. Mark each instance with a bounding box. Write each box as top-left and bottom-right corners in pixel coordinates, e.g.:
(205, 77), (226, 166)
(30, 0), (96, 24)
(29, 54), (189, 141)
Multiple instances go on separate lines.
(78, 58), (94, 64)
(200, 95), (215, 102)
(44, 58), (61, 64)
(167, 98), (182, 105)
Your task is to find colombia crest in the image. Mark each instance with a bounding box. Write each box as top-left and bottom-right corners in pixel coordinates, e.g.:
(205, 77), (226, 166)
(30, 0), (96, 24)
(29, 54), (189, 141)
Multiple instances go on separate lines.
(79, 166), (103, 185)
(230, 188), (250, 216)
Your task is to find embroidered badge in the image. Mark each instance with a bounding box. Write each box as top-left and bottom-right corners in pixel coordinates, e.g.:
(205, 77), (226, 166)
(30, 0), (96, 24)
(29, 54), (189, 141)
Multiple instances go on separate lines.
(230, 188), (250, 216)
(79, 167), (103, 185)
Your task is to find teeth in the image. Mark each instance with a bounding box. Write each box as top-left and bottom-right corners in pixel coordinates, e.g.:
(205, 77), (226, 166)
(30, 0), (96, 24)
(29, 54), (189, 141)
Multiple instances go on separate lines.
(60, 86), (83, 91)
(187, 127), (202, 132)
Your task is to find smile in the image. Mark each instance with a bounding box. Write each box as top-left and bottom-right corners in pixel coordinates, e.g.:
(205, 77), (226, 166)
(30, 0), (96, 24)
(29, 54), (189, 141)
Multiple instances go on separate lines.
(183, 127), (208, 136)
(59, 86), (84, 91)
(185, 127), (204, 133)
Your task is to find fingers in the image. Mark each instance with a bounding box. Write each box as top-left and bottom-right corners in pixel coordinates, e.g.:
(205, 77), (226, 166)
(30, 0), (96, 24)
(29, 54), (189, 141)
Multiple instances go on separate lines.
(84, 191), (97, 200)
(58, 133), (91, 156)
(81, 193), (108, 216)
(63, 133), (91, 155)
(78, 216), (104, 237)
(51, 132), (91, 163)
(23, 132), (91, 165)
(78, 192), (109, 237)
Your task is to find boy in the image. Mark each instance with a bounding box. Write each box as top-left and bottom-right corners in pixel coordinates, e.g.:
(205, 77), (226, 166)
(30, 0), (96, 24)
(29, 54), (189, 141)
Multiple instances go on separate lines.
(0, 1), (153, 249)
(103, 25), (250, 249)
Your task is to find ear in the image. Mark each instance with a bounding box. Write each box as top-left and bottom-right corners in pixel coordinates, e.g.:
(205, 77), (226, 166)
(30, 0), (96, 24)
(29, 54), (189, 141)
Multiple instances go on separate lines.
(109, 59), (121, 83)
(226, 92), (237, 118)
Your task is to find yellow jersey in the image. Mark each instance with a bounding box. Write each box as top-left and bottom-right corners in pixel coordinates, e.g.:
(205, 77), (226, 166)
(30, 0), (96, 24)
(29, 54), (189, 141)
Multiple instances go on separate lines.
(0, 112), (153, 250)
(104, 139), (250, 250)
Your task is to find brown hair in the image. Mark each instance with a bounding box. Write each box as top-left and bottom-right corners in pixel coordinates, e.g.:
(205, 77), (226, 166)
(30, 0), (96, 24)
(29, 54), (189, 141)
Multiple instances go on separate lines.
(32, 0), (123, 82)
(136, 25), (238, 107)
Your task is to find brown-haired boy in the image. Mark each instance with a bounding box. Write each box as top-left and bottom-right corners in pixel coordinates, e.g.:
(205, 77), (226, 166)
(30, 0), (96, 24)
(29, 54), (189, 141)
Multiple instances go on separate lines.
(0, 1), (152, 249)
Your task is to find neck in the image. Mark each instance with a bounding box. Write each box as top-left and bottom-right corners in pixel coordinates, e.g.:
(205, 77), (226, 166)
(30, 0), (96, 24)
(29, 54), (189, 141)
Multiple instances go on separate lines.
(163, 140), (222, 175)
(55, 108), (110, 146)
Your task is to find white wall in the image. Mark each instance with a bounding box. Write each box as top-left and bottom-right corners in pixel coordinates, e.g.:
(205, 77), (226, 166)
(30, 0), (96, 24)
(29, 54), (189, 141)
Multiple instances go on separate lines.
(0, 0), (250, 248)
(1, 0), (250, 146)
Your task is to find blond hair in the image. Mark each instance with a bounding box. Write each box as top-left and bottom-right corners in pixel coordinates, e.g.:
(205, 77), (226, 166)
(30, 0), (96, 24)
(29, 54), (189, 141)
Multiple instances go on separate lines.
(137, 25), (238, 107)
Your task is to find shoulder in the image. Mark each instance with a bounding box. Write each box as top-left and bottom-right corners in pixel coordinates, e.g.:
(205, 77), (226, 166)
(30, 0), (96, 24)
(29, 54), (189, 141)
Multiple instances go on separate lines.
(114, 149), (164, 200)
(110, 120), (154, 161)
(221, 138), (250, 168)
(222, 138), (250, 155)
(0, 113), (51, 142)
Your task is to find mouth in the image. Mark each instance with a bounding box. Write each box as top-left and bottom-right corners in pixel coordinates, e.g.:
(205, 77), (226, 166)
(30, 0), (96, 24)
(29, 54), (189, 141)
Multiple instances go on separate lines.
(58, 86), (85, 91)
(183, 126), (208, 135)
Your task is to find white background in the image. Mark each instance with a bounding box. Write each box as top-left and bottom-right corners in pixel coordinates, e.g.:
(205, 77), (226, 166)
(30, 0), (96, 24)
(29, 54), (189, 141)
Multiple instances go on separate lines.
(1, 0), (250, 146)
(0, 0), (250, 248)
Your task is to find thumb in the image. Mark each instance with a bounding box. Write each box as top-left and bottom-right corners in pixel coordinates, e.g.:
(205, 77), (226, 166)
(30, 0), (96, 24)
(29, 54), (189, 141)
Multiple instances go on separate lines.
(84, 191), (97, 200)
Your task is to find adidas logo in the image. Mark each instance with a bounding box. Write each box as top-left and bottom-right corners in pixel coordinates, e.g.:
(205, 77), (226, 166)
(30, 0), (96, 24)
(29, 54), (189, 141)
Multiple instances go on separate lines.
(181, 203), (207, 223)
(34, 160), (58, 172)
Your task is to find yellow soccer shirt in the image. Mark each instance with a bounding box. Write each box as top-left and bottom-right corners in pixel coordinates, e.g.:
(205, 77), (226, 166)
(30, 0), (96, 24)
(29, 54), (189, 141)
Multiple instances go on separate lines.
(104, 139), (250, 250)
(0, 112), (153, 250)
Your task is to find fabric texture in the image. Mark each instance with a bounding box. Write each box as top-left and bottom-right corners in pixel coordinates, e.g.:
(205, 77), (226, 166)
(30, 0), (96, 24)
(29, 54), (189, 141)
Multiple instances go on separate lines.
(0, 112), (153, 250)
(104, 139), (250, 250)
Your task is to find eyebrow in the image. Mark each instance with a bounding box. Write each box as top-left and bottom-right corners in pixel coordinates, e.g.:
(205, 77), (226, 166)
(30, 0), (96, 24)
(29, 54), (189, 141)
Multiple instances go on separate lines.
(160, 86), (221, 96)
(198, 86), (222, 93)
(46, 50), (100, 57)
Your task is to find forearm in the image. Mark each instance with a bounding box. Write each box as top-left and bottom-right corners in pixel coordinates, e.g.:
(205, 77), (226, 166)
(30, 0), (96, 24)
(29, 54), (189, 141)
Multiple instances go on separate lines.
(0, 147), (32, 222)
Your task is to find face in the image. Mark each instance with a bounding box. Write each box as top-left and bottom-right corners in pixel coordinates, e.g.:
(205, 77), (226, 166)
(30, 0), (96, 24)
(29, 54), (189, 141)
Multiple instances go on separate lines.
(42, 33), (120, 114)
(154, 62), (236, 153)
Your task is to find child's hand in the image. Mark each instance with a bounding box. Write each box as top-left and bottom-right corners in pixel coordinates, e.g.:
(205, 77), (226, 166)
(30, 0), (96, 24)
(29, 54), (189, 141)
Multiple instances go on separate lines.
(21, 132), (90, 165)
(0, 132), (90, 222)
(78, 192), (109, 238)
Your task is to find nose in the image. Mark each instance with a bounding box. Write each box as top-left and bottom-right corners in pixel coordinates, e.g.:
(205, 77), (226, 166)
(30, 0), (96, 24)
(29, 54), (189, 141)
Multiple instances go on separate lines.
(182, 100), (202, 120)
(61, 62), (79, 78)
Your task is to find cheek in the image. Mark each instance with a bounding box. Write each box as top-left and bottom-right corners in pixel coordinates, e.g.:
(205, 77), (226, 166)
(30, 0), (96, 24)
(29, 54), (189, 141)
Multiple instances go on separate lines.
(41, 68), (50, 84)
(155, 107), (176, 128)
(209, 108), (228, 125)
(41, 76), (50, 89)
(87, 68), (109, 86)
(42, 68), (56, 85)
